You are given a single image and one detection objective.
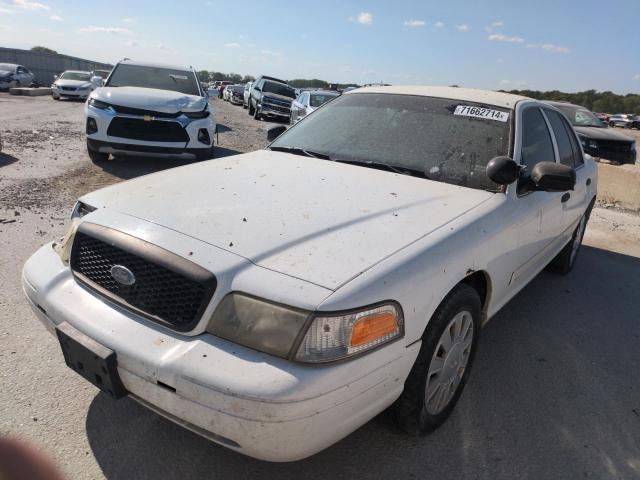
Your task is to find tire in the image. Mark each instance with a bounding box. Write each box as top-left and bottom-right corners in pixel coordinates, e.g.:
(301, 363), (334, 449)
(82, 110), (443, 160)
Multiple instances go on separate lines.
(393, 283), (481, 435)
(52, 94), (60, 100)
(254, 104), (262, 120)
(86, 140), (109, 163)
(195, 146), (214, 161)
(549, 204), (593, 275)
(248, 99), (255, 115)
(243, 99), (248, 109)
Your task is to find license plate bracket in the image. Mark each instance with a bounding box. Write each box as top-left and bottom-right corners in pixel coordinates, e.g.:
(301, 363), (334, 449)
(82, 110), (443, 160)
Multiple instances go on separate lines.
(56, 322), (127, 399)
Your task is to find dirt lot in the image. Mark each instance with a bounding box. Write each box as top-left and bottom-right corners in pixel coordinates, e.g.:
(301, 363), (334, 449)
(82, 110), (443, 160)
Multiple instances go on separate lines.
(1, 93), (639, 480)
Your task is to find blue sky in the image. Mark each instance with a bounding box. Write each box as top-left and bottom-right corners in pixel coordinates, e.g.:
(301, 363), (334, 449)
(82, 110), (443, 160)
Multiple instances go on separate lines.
(1, 0), (638, 93)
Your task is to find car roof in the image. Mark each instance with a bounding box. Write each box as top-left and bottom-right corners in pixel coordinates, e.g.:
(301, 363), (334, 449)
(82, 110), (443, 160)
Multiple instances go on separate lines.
(346, 85), (530, 109)
(118, 59), (192, 71)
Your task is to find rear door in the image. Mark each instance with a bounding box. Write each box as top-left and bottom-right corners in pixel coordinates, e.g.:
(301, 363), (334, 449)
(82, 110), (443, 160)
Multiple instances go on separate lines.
(543, 108), (592, 230)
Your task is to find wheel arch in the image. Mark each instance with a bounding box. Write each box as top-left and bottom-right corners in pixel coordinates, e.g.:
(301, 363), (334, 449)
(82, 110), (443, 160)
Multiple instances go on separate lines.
(461, 270), (492, 325)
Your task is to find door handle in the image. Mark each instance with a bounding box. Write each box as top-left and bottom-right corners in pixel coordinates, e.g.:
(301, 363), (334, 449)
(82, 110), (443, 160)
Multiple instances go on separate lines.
(586, 178), (591, 186)
(561, 193), (571, 203)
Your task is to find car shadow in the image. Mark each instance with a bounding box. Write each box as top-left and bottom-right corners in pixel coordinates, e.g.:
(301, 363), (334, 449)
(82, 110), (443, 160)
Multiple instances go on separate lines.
(89, 147), (243, 180)
(216, 124), (232, 133)
(0, 152), (18, 168)
(85, 245), (640, 479)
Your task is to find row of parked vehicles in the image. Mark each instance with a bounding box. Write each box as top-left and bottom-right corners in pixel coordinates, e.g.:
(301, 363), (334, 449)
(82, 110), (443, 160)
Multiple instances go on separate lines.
(210, 75), (340, 125)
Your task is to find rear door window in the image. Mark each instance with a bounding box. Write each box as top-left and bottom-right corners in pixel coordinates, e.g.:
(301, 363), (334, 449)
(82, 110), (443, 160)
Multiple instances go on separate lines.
(544, 109), (576, 167)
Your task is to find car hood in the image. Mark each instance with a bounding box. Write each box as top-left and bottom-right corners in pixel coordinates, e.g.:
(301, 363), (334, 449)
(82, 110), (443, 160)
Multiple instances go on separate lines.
(0, 70), (13, 78)
(80, 151), (493, 289)
(261, 92), (294, 103)
(574, 126), (634, 142)
(55, 79), (91, 88)
(91, 86), (206, 113)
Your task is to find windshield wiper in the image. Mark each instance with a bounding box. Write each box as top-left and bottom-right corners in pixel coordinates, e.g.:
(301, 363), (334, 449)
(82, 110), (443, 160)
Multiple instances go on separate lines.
(269, 146), (331, 159)
(330, 158), (426, 177)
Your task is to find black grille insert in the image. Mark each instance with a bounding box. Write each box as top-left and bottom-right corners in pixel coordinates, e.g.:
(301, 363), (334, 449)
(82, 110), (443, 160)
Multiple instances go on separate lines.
(107, 117), (189, 142)
(70, 223), (216, 331)
(111, 104), (182, 118)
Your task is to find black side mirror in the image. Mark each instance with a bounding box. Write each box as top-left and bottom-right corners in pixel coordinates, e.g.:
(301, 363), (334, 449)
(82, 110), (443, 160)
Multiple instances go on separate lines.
(267, 125), (286, 142)
(486, 156), (521, 185)
(530, 162), (576, 192)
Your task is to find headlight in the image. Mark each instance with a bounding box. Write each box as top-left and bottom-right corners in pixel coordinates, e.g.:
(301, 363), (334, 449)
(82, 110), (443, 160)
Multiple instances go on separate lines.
(295, 303), (403, 363)
(207, 295), (403, 362)
(88, 97), (112, 110)
(184, 107), (210, 119)
(71, 200), (96, 219)
(207, 293), (310, 358)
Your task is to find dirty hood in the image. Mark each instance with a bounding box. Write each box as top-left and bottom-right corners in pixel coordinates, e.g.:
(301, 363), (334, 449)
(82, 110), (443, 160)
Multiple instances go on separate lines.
(55, 79), (92, 88)
(91, 86), (206, 113)
(81, 151), (493, 289)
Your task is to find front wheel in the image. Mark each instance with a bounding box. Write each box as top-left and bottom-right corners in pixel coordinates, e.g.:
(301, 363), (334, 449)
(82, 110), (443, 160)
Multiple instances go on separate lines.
(86, 140), (109, 163)
(254, 104), (262, 120)
(248, 100), (255, 115)
(393, 283), (481, 434)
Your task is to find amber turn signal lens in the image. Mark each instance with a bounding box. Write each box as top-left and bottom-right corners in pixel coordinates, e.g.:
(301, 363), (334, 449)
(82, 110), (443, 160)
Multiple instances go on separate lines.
(350, 312), (399, 347)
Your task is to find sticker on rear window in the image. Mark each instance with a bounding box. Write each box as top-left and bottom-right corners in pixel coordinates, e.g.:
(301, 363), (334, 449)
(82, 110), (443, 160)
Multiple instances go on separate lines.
(454, 105), (509, 122)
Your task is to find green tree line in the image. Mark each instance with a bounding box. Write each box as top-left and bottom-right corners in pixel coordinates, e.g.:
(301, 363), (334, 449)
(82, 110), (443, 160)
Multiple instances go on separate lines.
(503, 89), (640, 114)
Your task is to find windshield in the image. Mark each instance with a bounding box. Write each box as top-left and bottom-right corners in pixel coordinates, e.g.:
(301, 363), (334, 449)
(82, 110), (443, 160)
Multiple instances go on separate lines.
(310, 93), (338, 108)
(270, 93), (512, 191)
(263, 81), (296, 98)
(60, 72), (91, 81)
(0, 63), (15, 72)
(106, 64), (201, 96)
(554, 104), (606, 128)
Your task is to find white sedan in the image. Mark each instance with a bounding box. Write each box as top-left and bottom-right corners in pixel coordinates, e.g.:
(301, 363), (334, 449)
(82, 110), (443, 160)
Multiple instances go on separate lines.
(23, 86), (596, 462)
(51, 70), (101, 100)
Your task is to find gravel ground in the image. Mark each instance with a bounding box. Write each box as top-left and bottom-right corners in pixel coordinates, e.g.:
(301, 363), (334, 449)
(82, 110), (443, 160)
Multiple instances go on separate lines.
(1, 93), (639, 480)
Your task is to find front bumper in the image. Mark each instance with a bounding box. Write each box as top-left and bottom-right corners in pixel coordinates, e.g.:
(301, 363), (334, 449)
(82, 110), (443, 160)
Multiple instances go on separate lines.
(260, 103), (291, 118)
(584, 145), (637, 164)
(22, 242), (418, 461)
(52, 86), (91, 98)
(84, 102), (217, 155)
(87, 139), (212, 160)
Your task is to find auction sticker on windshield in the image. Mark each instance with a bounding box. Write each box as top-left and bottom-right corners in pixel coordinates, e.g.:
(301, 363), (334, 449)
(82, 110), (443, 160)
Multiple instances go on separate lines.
(454, 105), (510, 122)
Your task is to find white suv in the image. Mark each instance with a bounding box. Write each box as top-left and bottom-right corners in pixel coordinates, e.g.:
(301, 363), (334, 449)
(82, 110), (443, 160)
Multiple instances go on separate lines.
(84, 60), (216, 162)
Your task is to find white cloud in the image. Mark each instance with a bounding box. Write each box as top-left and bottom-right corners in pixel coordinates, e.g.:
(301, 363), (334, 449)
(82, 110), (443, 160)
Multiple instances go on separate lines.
(488, 33), (524, 43)
(634, 74), (640, 80)
(223, 42), (240, 48)
(49, 14), (61, 21)
(10, 0), (49, 10)
(434, 21), (444, 28)
(260, 49), (282, 56)
(403, 19), (425, 27)
(122, 17), (133, 23)
(541, 43), (570, 53)
(491, 21), (503, 27)
(125, 40), (139, 47)
(355, 11), (372, 26)
(79, 25), (133, 34)
(456, 24), (469, 31)
(0, 6), (15, 13)
(158, 43), (170, 51)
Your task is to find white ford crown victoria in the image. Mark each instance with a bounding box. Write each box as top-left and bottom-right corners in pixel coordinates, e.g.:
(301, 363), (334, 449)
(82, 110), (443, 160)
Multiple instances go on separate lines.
(23, 86), (597, 461)
(84, 59), (216, 162)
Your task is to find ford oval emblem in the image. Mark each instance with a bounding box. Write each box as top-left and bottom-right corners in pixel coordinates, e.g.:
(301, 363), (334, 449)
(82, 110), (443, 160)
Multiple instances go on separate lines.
(110, 265), (136, 286)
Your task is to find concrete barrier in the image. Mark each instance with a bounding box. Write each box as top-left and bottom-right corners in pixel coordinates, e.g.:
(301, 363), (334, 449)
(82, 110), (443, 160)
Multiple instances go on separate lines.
(597, 163), (640, 212)
(9, 87), (52, 96)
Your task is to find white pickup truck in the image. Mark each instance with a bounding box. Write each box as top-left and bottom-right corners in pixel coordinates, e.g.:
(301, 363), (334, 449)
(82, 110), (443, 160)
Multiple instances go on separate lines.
(23, 86), (596, 462)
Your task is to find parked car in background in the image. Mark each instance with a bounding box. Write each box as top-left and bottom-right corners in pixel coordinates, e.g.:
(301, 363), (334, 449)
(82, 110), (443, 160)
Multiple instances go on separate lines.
(545, 101), (637, 164)
(24, 86), (596, 462)
(222, 85), (232, 101)
(0, 63), (35, 90)
(595, 112), (609, 123)
(248, 75), (296, 121)
(228, 85), (245, 105)
(290, 90), (339, 124)
(217, 81), (232, 99)
(631, 115), (640, 130)
(91, 69), (111, 84)
(608, 114), (634, 128)
(243, 81), (252, 109)
(84, 59), (216, 162)
(51, 71), (101, 100)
